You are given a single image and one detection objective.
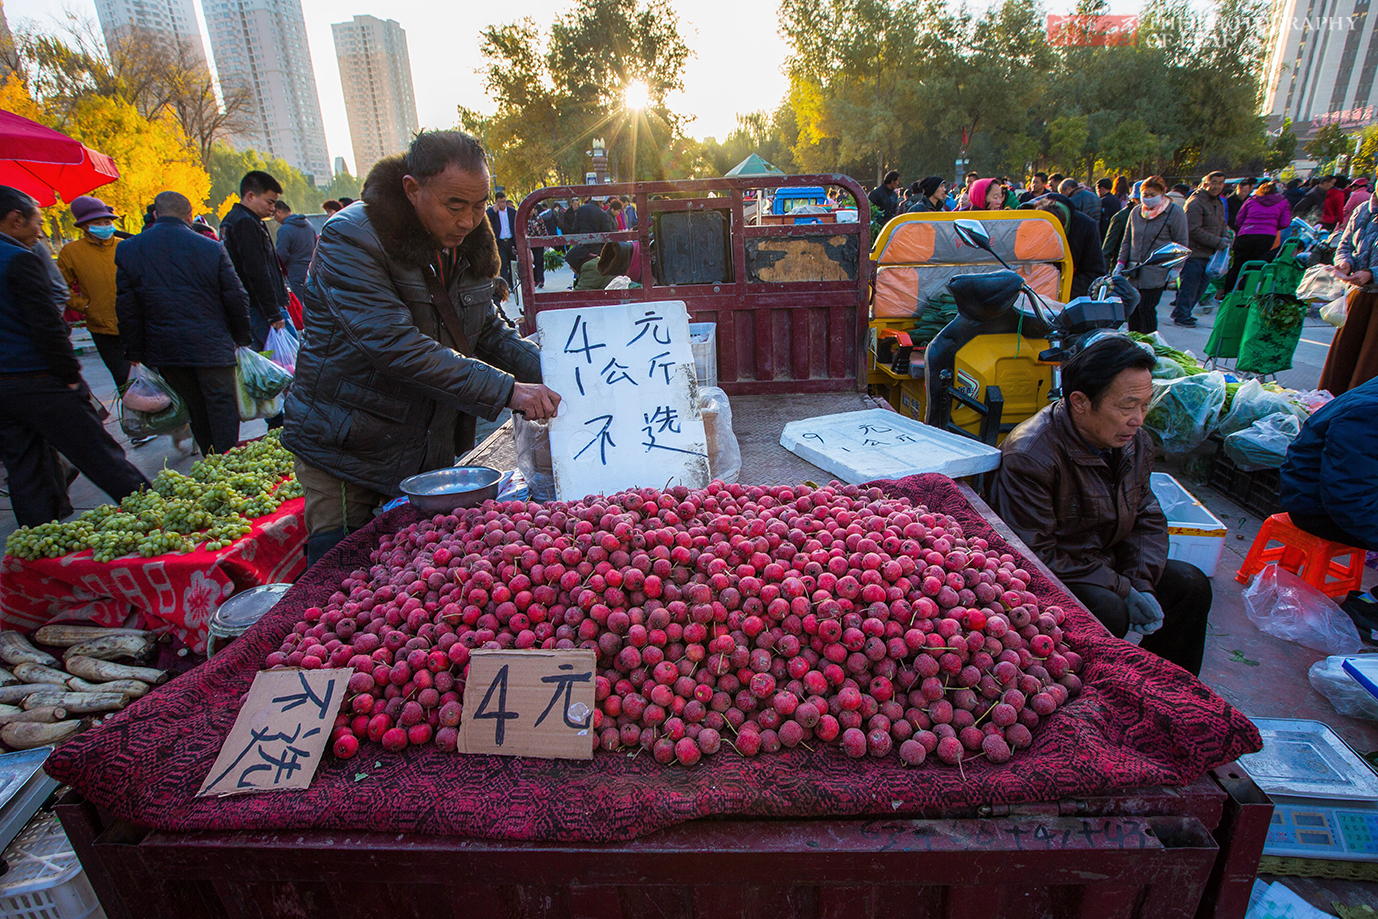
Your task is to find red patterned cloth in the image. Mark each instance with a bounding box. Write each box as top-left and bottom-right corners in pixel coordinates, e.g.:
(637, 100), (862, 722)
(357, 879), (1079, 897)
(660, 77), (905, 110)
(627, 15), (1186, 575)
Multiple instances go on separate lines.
(1, 499), (306, 653)
(43, 476), (1260, 842)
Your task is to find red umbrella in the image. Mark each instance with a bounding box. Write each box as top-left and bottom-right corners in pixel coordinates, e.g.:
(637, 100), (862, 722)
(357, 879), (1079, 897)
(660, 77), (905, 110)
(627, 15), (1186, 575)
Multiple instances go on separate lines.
(0, 109), (119, 207)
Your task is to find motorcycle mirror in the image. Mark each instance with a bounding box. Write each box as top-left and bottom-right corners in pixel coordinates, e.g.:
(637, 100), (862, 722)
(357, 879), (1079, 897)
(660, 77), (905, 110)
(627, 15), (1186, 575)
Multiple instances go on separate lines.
(953, 219), (994, 253)
(1144, 242), (1191, 268)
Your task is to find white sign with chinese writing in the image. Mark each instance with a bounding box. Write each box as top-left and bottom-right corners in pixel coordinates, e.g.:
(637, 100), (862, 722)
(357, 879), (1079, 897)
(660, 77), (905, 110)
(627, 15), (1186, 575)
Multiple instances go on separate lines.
(538, 301), (709, 500)
(780, 409), (1001, 484)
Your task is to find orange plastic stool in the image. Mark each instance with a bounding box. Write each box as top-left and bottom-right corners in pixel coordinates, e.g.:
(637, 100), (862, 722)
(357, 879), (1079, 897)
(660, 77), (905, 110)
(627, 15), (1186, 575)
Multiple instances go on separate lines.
(1234, 513), (1367, 598)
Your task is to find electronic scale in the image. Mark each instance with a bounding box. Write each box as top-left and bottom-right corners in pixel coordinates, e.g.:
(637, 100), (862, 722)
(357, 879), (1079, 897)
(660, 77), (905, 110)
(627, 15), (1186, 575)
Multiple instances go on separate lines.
(1238, 718), (1378, 861)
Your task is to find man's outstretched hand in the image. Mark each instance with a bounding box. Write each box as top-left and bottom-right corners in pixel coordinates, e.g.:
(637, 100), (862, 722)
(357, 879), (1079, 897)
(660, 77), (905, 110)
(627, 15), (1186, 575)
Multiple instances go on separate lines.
(1127, 588), (1165, 635)
(509, 382), (561, 421)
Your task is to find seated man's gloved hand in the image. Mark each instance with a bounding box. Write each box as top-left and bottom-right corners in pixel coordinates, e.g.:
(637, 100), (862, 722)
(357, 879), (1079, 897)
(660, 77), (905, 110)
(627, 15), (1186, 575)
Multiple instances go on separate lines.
(1127, 587), (1165, 635)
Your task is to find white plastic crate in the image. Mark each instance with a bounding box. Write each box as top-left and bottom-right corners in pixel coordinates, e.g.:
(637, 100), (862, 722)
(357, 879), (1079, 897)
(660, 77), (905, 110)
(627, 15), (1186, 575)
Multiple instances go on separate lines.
(688, 322), (717, 389)
(1150, 472), (1228, 578)
(0, 811), (104, 919)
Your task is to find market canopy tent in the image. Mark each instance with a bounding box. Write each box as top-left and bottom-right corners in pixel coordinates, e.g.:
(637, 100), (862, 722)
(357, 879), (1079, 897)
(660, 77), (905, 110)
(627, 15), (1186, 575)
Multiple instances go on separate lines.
(724, 153), (784, 177)
(0, 109), (119, 206)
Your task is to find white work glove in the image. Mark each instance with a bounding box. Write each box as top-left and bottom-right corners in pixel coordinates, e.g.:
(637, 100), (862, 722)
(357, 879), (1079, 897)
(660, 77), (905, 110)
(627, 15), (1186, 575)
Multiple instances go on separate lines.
(1127, 588), (1165, 635)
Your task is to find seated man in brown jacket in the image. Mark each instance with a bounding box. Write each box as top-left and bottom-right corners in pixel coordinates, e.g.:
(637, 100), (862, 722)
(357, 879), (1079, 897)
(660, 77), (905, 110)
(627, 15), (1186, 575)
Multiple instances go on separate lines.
(988, 336), (1210, 675)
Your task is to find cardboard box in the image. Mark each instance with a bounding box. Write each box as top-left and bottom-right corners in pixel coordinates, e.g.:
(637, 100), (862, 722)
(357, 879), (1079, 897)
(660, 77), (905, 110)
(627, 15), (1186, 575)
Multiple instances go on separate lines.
(1150, 472), (1228, 578)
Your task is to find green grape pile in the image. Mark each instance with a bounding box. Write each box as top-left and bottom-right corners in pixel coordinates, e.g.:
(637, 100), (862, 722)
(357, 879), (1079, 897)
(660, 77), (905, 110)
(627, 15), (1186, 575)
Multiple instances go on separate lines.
(5, 433), (301, 562)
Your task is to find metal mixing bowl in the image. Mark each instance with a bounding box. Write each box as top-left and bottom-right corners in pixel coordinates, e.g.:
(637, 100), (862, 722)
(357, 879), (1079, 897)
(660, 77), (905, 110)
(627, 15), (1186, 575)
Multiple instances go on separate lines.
(400, 466), (501, 514)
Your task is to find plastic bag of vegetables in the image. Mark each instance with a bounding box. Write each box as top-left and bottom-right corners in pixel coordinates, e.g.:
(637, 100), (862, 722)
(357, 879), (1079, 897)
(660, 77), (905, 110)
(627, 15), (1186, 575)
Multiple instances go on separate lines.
(1224, 412), (1302, 471)
(1217, 379), (1309, 437)
(235, 347), (292, 421)
(121, 364), (173, 413)
(236, 346), (292, 399)
(1145, 371), (1227, 454)
(1152, 356), (1187, 380)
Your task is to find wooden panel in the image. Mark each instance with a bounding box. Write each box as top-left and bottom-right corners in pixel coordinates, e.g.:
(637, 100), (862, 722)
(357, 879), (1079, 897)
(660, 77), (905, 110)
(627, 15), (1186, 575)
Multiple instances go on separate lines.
(791, 308), (810, 381)
(568, 885), (623, 919)
(746, 237), (857, 283)
(828, 305), (847, 381)
(620, 885), (693, 919)
(753, 309), (772, 382)
(773, 307), (792, 380)
(513, 174), (872, 394)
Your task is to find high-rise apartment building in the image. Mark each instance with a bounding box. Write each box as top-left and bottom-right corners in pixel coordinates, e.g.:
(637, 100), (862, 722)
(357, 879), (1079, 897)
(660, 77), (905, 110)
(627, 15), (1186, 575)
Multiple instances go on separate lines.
(203, 0), (331, 185)
(332, 15), (419, 178)
(92, 0), (208, 68)
(1262, 0), (1378, 131)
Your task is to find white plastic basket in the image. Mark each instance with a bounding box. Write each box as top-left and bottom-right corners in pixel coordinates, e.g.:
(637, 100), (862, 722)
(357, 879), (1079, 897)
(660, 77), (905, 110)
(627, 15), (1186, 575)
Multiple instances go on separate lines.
(0, 812), (104, 919)
(688, 322), (717, 389)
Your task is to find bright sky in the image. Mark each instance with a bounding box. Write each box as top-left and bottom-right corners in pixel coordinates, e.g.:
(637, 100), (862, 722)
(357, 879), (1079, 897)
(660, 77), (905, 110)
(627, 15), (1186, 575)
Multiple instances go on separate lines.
(9, 0), (1155, 174)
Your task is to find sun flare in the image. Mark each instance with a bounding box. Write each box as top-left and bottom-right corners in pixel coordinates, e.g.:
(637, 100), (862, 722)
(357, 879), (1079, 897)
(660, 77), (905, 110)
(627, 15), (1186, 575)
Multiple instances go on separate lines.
(624, 80), (650, 110)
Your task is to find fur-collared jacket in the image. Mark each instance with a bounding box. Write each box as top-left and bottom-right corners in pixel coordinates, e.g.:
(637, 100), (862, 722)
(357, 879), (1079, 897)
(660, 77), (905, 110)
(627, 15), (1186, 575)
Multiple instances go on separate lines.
(282, 155), (542, 495)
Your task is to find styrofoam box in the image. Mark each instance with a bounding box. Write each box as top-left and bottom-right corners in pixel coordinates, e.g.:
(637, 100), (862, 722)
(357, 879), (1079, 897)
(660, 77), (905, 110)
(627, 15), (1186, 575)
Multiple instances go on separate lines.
(1150, 472), (1228, 578)
(688, 322), (717, 389)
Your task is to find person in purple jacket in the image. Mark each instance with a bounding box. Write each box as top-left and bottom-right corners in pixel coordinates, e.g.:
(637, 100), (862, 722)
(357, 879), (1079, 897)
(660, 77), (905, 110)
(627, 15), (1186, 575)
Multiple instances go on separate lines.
(1221, 180), (1292, 294)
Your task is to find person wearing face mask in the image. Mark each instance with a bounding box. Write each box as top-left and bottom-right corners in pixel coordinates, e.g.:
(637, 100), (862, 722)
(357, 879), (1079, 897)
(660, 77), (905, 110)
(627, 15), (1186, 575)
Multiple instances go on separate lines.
(1117, 176), (1188, 334)
(57, 196), (129, 391)
(282, 130), (560, 565)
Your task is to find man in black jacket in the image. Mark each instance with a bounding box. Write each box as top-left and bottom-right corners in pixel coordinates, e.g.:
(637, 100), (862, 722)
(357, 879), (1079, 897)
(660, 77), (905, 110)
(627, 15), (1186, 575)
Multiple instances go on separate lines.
(283, 130), (561, 564)
(0, 186), (147, 525)
(221, 170), (289, 349)
(562, 196), (616, 272)
(868, 170), (900, 222)
(486, 190), (518, 288)
(1097, 177), (1121, 240)
(116, 191), (254, 457)
(273, 199), (317, 295)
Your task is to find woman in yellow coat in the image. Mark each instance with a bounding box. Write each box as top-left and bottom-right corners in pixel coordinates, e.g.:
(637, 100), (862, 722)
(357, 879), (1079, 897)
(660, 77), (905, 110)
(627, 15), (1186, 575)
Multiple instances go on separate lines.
(56, 196), (126, 389)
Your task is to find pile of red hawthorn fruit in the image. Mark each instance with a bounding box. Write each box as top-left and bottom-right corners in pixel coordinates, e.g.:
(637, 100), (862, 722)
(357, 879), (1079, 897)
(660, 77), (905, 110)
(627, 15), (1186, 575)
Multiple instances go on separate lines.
(268, 481), (1082, 767)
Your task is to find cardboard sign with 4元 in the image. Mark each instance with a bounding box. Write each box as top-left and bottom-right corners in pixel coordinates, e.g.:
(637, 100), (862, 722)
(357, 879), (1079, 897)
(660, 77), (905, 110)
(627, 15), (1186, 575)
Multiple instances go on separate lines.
(456, 649), (596, 760)
(197, 668), (351, 797)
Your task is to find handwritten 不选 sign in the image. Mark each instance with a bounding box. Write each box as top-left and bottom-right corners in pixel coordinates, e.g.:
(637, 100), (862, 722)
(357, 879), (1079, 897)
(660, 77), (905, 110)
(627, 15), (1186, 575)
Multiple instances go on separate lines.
(198, 668), (350, 797)
(537, 301), (709, 499)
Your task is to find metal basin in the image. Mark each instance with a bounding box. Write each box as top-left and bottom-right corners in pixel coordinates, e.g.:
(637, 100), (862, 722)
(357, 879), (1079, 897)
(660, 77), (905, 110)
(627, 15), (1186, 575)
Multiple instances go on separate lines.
(400, 466), (501, 514)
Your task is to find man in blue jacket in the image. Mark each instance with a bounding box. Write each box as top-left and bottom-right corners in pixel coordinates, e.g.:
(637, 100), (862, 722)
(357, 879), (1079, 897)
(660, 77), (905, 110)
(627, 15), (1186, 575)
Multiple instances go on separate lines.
(1280, 376), (1378, 551)
(272, 199), (317, 296)
(116, 191), (254, 457)
(0, 185), (148, 525)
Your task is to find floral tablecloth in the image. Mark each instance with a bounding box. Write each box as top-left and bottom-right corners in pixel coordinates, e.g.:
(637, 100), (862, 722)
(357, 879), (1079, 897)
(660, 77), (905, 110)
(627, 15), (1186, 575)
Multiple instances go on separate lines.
(0, 499), (305, 652)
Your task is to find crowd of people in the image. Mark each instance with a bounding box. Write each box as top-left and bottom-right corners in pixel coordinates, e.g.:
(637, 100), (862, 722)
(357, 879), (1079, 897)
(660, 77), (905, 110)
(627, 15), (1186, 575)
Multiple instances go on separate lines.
(3, 124), (1378, 687)
(1, 132), (560, 568)
(0, 167), (319, 526)
(869, 167), (1378, 347)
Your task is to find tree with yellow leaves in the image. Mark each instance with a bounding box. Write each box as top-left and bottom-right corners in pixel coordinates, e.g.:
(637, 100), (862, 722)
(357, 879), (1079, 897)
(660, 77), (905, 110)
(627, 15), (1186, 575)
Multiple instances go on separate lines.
(57, 95), (208, 233)
(0, 54), (209, 237)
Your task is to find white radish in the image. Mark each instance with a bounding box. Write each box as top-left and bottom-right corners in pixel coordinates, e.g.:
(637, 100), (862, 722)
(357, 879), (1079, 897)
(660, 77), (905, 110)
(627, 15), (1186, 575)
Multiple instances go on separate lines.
(1, 720), (80, 749)
(0, 632), (57, 668)
(65, 656), (166, 685)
